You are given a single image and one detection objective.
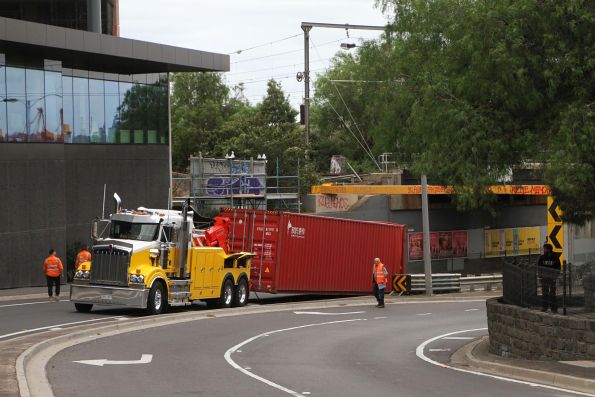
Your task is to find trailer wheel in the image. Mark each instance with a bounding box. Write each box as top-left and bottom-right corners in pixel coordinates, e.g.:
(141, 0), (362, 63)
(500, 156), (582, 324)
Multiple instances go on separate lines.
(218, 279), (234, 308)
(147, 282), (167, 315)
(233, 279), (249, 307)
(74, 303), (93, 313)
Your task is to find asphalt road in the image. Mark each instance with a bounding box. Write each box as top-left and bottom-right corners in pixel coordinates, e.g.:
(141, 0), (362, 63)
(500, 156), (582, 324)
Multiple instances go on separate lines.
(45, 300), (580, 397)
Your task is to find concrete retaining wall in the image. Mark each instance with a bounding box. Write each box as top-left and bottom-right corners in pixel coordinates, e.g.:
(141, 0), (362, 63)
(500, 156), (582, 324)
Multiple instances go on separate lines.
(487, 297), (595, 360)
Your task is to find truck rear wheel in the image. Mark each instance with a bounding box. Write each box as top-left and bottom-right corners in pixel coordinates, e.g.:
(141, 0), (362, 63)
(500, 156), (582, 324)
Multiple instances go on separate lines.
(233, 279), (249, 307)
(74, 303), (93, 313)
(147, 282), (167, 315)
(219, 279), (234, 308)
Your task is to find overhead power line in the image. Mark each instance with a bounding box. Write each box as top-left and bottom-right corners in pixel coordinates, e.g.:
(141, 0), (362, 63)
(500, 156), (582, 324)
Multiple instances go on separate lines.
(226, 33), (302, 55)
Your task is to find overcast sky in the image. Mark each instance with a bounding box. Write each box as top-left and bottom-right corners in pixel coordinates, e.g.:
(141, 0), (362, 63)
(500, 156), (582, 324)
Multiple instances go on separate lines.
(120, 0), (388, 108)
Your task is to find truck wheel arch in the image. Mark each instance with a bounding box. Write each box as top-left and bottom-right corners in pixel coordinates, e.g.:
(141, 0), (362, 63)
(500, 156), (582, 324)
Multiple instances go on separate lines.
(149, 276), (168, 297)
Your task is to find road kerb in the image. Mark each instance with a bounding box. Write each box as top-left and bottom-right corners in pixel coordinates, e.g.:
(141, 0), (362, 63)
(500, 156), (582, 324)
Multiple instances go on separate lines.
(455, 337), (595, 396)
(17, 295), (493, 397)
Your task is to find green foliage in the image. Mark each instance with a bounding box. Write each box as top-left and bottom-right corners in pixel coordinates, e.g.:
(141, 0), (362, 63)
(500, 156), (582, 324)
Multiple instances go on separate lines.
(311, 0), (594, 223)
(171, 74), (306, 184)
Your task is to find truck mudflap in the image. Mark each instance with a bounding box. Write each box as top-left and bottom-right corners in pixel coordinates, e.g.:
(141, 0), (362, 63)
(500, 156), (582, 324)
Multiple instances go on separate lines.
(70, 284), (149, 308)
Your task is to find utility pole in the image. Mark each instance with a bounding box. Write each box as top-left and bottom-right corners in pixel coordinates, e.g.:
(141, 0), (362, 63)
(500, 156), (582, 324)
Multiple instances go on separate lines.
(421, 174), (433, 296)
(301, 22), (386, 158)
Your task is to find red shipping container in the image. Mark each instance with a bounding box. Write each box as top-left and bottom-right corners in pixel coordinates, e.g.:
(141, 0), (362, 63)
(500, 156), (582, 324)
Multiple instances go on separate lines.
(219, 209), (406, 294)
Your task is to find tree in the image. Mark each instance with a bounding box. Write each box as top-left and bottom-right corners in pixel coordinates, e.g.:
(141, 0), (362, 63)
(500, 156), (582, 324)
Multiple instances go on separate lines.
(311, 0), (594, 222)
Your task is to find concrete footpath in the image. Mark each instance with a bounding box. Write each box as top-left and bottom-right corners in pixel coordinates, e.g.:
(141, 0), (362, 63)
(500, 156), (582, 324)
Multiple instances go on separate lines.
(0, 286), (70, 302)
(452, 336), (595, 395)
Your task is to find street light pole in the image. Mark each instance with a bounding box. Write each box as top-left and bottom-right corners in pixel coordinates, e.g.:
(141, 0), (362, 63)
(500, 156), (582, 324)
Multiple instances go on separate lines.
(300, 22), (386, 161)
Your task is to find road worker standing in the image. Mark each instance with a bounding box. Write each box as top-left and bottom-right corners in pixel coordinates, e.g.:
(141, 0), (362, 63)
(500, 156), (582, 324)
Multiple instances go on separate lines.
(372, 257), (389, 308)
(43, 249), (63, 301)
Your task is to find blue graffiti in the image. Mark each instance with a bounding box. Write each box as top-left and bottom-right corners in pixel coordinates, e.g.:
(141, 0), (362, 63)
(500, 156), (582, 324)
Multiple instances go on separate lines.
(206, 176), (264, 196)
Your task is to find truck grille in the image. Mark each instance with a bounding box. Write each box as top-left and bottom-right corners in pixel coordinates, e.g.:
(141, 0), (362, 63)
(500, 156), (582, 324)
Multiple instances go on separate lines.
(90, 246), (131, 287)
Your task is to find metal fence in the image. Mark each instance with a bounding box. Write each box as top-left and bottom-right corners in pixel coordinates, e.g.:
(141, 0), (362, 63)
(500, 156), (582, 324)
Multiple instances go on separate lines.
(502, 256), (590, 314)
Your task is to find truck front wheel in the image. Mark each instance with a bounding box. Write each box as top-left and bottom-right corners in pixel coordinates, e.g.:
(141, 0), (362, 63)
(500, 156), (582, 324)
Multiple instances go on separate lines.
(74, 303), (93, 313)
(233, 279), (249, 307)
(147, 282), (167, 315)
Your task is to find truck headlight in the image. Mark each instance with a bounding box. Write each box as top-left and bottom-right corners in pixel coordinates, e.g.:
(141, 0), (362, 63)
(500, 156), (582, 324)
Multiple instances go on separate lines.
(129, 274), (145, 284)
(74, 270), (90, 280)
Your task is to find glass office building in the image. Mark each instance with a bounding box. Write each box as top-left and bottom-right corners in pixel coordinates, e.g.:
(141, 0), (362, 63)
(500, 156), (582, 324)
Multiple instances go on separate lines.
(0, 59), (168, 144)
(0, 4), (229, 288)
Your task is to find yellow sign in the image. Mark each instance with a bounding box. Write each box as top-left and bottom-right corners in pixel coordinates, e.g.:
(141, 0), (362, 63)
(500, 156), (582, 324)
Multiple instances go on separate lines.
(546, 196), (564, 262)
(392, 275), (411, 294)
(484, 227), (541, 257)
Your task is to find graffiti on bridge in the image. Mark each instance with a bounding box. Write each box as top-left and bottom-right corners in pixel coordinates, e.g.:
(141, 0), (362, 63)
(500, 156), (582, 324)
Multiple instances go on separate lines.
(206, 176), (264, 196)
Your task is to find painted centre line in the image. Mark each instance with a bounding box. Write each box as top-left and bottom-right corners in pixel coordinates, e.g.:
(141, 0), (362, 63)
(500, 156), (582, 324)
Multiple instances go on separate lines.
(465, 309), (480, 312)
(0, 316), (127, 341)
(293, 311), (365, 315)
(225, 318), (365, 397)
(416, 313), (432, 316)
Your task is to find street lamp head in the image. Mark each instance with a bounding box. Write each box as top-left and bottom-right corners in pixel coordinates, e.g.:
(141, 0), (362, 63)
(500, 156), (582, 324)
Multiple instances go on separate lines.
(340, 43), (357, 50)
(2, 98), (18, 103)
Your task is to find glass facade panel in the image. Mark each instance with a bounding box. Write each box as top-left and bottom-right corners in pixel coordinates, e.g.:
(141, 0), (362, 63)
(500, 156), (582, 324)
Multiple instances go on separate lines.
(0, 65), (6, 142)
(104, 80), (119, 143)
(1, 65), (168, 145)
(25, 69), (45, 142)
(6, 67), (26, 142)
(44, 70), (63, 142)
(89, 79), (105, 143)
(62, 75), (73, 143)
(72, 77), (89, 143)
(118, 82), (133, 144)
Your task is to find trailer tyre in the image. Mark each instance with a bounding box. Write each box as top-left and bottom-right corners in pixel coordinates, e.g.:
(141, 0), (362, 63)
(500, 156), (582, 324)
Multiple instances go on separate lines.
(219, 279), (234, 309)
(147, 282), (166, 315)
(74, 303), (93, 313)
(233, 279), (249, 307)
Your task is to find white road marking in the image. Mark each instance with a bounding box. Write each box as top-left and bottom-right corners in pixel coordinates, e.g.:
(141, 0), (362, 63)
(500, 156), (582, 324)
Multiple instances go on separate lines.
(442, 336), (474, 340)
(373, 316), (387, 319)
(416, 313), (432, 316)
(0, 301), (53, 308)
(293, 311), (365, 315)
(429, 348), (451, 352)
(465, 309), (480, 312)
(225, 319), (364, 397)
(49, 328), (63, 331)
(302, 393), (311, 395)
(416, 328), (595, 397)
(73, 354), (152, 367)
(0, 316), (126, 341)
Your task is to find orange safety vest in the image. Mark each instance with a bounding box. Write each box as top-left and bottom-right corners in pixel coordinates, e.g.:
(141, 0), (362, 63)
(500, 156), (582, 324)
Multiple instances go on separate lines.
(76, 250), (92, 269)
(43, 255), (63, 277)
(373, 262), (386, 285)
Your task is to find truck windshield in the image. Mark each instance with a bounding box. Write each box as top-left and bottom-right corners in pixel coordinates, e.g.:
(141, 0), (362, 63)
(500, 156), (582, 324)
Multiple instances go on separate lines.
(110, 221), (159, 241)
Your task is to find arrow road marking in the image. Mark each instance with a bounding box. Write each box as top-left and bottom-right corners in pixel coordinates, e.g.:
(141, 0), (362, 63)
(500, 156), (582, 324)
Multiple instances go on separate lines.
(442, 336), (474, 340)
(73, 354), (153, 367)
(293, 311), (365, 315)
(429, 348), (451, 352)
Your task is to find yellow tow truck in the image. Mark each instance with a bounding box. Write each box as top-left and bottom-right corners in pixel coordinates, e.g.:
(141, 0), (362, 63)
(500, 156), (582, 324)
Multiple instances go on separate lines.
(70, 194), (253, 314)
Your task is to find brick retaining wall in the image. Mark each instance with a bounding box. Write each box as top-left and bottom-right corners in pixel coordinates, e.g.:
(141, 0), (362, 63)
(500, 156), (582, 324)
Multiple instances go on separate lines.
(487, 297), (595, 360)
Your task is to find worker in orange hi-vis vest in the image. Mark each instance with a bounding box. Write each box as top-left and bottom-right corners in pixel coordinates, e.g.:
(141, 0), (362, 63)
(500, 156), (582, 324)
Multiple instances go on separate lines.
(43, 249), (63, 301)
(75, 245), (92, 270)
(372, 257), (389, 308)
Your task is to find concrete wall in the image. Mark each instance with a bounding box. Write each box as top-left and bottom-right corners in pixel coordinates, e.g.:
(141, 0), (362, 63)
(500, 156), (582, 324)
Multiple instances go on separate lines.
(0, 143), (169, 289)
(487, 298), (595, 360)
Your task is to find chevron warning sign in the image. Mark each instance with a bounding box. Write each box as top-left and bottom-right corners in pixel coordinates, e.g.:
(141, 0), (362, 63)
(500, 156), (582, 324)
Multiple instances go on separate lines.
(546, 196), (564, 262)
(392, 274), (411, 294)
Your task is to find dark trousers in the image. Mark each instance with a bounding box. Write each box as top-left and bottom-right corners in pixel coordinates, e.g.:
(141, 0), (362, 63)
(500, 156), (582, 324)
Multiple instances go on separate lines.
(541, 278), (557, 311)
(46, 276), (60, 297)
(373, 284), (385, 305)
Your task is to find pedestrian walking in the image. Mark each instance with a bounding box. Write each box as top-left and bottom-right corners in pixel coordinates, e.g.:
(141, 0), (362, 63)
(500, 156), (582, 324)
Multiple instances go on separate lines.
(43, 249), (63, 301)
(75, 245), (92, 270)
(372, 257), (389, 308)
(538, 243), (561, 313)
